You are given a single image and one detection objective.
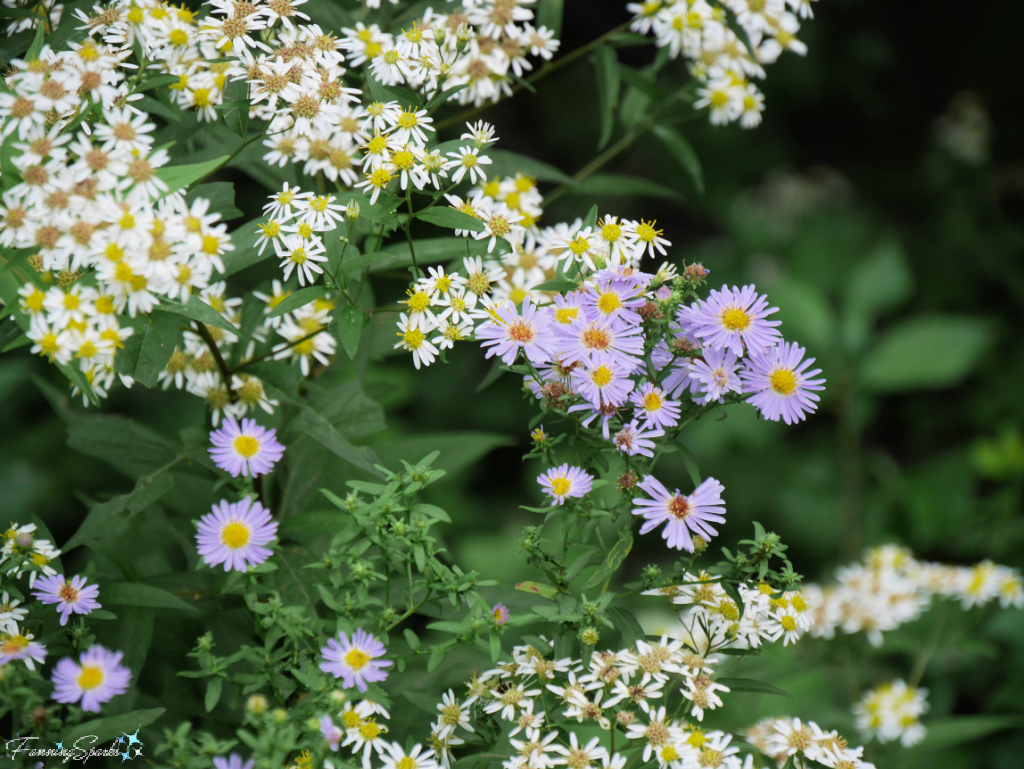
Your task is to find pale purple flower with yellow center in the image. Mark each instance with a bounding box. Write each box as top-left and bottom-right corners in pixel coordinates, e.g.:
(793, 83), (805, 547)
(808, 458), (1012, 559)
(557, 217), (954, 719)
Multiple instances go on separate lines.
(558, 315), (644, 373)
(740, 342), (825, 424)
(570, 350), (635, 408)
(681, 284), (782, 356)
(614, 420), (663, 458)
(538, 463), (594, 506)
(32, 574), (101, 626)
(320, 628), (392, 692)
(51, 645), (131, 712)
(195, 498), (278, 573)
(566, 401), (620, 440)
(320, 715), (344, 751)
(214, 754), (255, 769)
(629, 383), (681, 429)
(632, 475), (726, 552)
(689, 348), (744, 405)
(581, 276), (645, 326)
(0, 627), (46, 669)
(492, 603), (509, 626)
(209, 417), (285, 477)
(477, 297), (559, 366)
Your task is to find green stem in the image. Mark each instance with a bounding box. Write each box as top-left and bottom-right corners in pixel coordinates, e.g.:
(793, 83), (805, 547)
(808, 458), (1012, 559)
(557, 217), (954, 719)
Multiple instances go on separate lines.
(544, 128), (645, 206)
(404, 194), (421, 279)
(193, 321), (236, 399)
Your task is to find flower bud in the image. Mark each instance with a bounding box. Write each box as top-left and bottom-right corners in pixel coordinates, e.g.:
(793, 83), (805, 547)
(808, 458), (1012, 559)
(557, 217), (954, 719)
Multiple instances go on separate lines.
(580, 627), (599, 646)
(492, 603), (509, 626)
(272, 708), (288, 723)
(434, 25), (447, 46)
(330, 689), (347, 705)
(692, 536), (708, 553)
(346, 201), (360, 221)
(456, 24), (471, 51)
(246, 694), (269, 715)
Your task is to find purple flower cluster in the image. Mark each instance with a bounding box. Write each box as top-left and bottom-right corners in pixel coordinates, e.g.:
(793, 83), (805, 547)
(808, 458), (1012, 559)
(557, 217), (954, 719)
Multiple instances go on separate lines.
(476, 273), (825, 432)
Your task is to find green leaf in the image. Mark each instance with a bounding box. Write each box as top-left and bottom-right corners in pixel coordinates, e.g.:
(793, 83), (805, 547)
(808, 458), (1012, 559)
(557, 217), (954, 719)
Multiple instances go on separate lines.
(533, 278), (579, 293)
(489, 631), (501, 662)
(485, 149), (574, 185)
(912, 715), (1024, 751)
(158, 294), (238, 334)
(336, 251), (394, 277)
(427, 645), (446, 672)
(64, 414), (179, 480)
(102, 582), (199, 613)
(371, 432), (513, 476)
(336, 306), (363, 359)
(593, 45), (620, 149)
(269, 286), (329, 318)
(584, 530), (633, 589)
(607, 606), (645, 648)
(205, 677), (223, 712)
(60, 707), (165, 748)
(581, 204), (599, 231)
(717, 677), (795, 699)
(652, 124), (704, 194)
(299, 408), (383, 476)
(860, 315), (991, 392)
(515, 581), (559, 599)
(535, 0), (564, 36)
(415, 207), (486, 233)
(133, 311), (183, 388)
(675, 441), (702, 487)
(366, 73), (420, 107)
(571, 173), (684, 203)
(412, 503), (451, 523)
(221, 218), (267, 277)
(403, 629), (420, 651)
(156, 155), (229, 199)
(186, 182), (243, 222)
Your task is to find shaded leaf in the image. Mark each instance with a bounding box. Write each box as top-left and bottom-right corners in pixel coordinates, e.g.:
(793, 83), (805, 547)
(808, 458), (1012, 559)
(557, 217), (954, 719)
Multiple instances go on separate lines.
(269, 286), (329, 318)
(652, 125), (704, 194)
(156, 155), (229, 199)
(103, 582), (198, 613)
(416, 207), (486, 233)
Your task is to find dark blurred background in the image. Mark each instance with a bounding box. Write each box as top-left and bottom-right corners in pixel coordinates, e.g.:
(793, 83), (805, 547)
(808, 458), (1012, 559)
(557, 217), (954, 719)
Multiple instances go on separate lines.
(3, 0), (1023, 765)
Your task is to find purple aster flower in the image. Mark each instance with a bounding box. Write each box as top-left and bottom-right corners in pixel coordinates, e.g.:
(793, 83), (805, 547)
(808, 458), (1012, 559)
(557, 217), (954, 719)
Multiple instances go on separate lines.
(548, 290), (590, 328)
(51, 645), (131, 712)
(689, 348), (744, 405)
(741, 342), (825, 424)
(196, 498), (278, 573)
(214, 754), (255, 769)
(603, 263), (654, 289)
(492, 603), (509, 626)
(580, 276), (646, 326)
(477, 297), (559, 366)
(629, 383), (681, 429)
(32, 574), (101, 626)
(209, 417), (285, 478)
(681, 284), (782, 356)
(0, 628), (47, 669)
(632, 475), (726, 552)
(320, 716), (344, 751)
(537, 463), (594, 505)
(319, 629), (392, 692)
(558, 315), (644, 373)
(614, 420), (664, 458)
(570, 350), (635, 408)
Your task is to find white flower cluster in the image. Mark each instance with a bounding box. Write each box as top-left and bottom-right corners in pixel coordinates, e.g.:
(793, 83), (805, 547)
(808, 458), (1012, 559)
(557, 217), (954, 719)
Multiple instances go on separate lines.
(853, 679), (928, 748)
(76, 0), (246, 119)
(645, 573), (812, 651)
(627, 0), (819, 127)
(3, 0), (64, 35)
(803, 545), (1024, 647)
(746, 716), (875, 769)
(0, 34), (238, 401)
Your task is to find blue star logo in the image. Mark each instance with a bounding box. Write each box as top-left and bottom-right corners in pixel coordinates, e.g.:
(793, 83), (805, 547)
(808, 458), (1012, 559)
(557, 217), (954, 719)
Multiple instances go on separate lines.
(125, 729), (142, 748)
(121, 749), (132, 763)
(54, 742), (64, 750)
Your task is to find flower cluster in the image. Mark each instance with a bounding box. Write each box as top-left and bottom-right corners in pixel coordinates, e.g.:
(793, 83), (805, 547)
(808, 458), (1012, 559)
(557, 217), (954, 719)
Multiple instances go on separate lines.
(803, 544), (1024, 647)
(853, 679), (929, 747)
(627, 0), (819, 127)
(745, 716), (874, 769)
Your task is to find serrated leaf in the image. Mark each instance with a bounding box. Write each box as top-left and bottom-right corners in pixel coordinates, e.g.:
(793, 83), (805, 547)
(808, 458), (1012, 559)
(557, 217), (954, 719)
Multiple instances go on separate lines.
(584, 530), (633, 589)
(416, 207), (486, 232)
(158, 294), (237, 334)
(156, 155), (229, 199)
(515, 581), (559, 599)
(103, 582), (198, 613)
(716, 677), (794, 699)
(269, 286), (329, 318)
(652, 125), (704, 194)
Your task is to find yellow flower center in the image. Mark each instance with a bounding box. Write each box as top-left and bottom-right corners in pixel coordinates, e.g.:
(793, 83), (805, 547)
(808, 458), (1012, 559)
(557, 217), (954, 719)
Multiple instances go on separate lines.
(221, 522), (250, 549)
(597, 292), (621, 314)
(345, 648), (371, 671)
(550, 477), (571, 497)
(233, 435), (260, 457)
(590, 365), (613, 387)
(720, 308), (750, 331)
(602, 223), (622, 242)
(769, 369), (797, 395)
(780, 615), (797, 632)
(554, 307), (579, 324)
(644, 391), (663, 411)
(77, 665), (104, 690)
(401, 327), (425, 349)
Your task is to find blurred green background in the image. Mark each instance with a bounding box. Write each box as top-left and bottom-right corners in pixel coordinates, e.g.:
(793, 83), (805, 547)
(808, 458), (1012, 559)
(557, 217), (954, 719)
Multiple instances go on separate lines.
(2, 0), (1023, 765)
